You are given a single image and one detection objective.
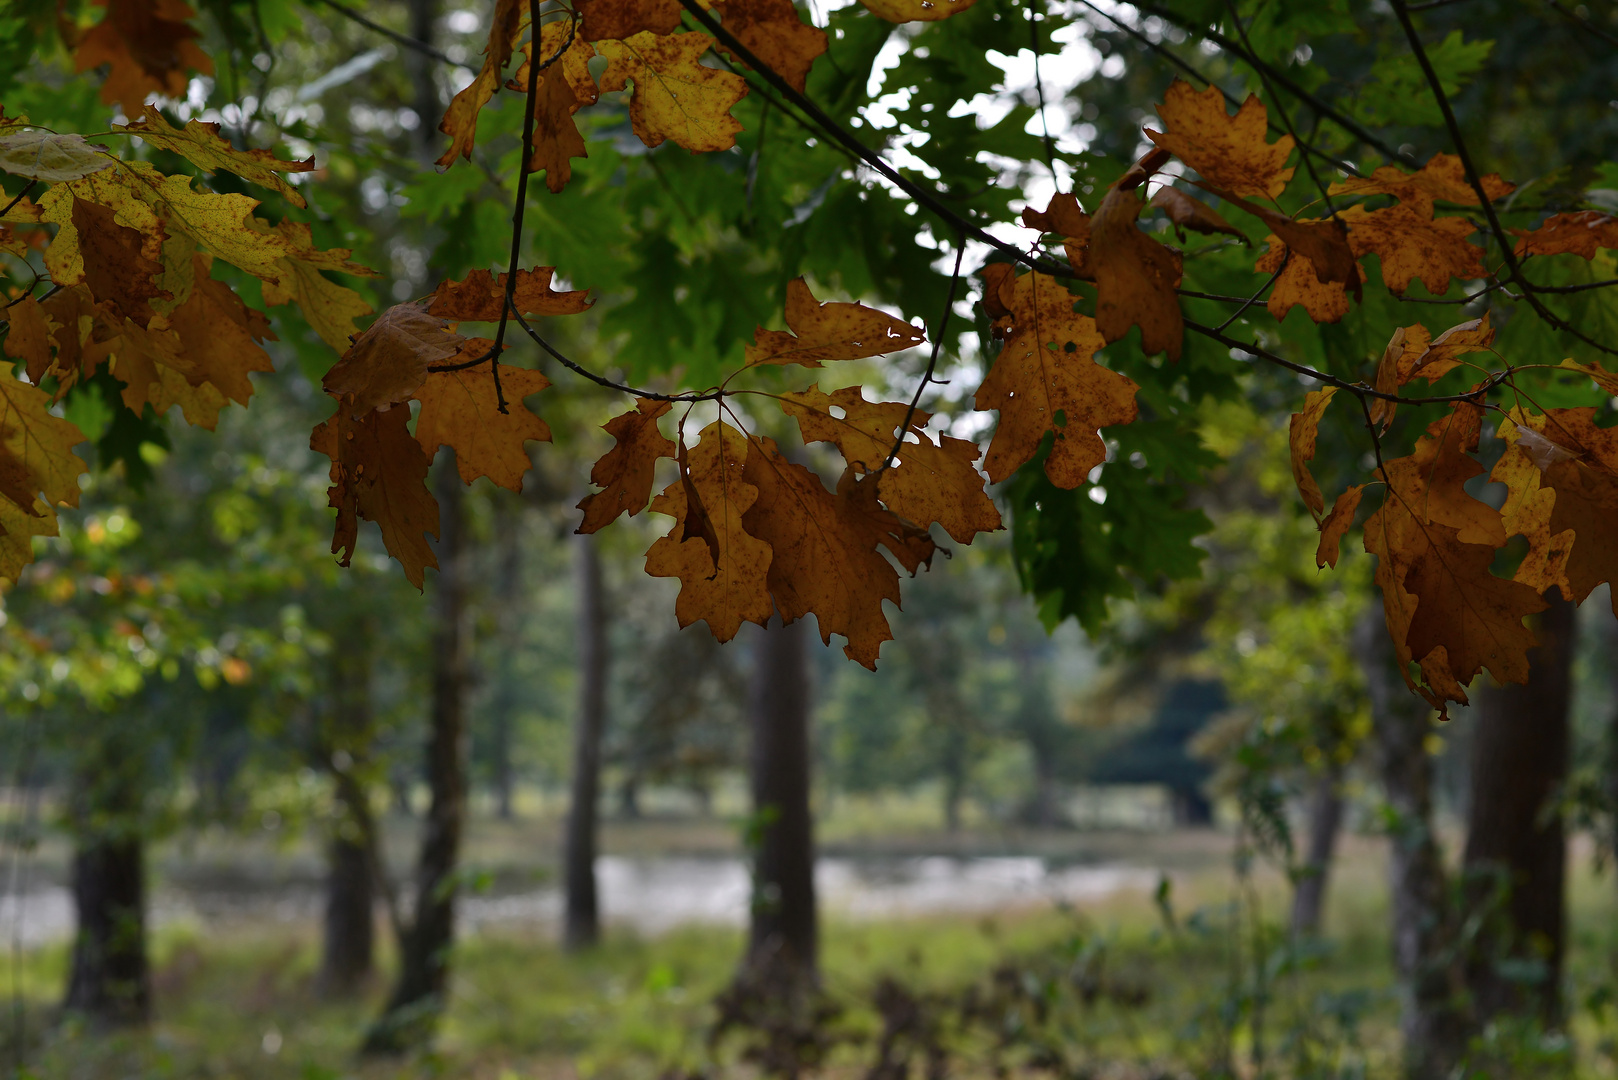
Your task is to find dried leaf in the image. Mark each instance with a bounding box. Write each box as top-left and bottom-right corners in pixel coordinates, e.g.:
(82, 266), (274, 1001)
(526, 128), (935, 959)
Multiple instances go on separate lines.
(1146, 80), (1295, 200)
(74, 0), (214, 115)
(1090, 183), (1183, 360)
(414, 362), (552, 490)
(2, 296), (55, 378)
(1512, 211), (1618, 260)
(163, 257), (276, 407)
(1254, 238), (1358, 324)
(596, 32), (748, 153)
(1316, 484), (1364, 569)
(1340, 203), (1485, 296)
(741, 435), (935, 667)
(644, 421), (774, 642)
(1289, 387), (1336, 520)
(712, 0), (827, 93)
(120, 105), (314, 208)
(70, 197), (169, 323)
(261, 221), (378, 353)
(578, 0), (683, 41)
(1150, 186), (1243, 242)
(1404, 313), (1492, 384)
(1328, 153), (1513, 218)
(1022, 193), (1093, 278)
(857, 0), (980, 22)
(745, 277), (925, 367)
(436, 0), (526, 167)
(311, 403), (439, 589)
(1367, 330), (1405, 433)
(0, 130), (115, 182)
(323, 301), (468, 418)
(577, 398), (676, 533)
(427, 266), (592, 322)
(973, 270), (1139, 486)
(1559, 357), (1618, 397)
(509, 20), (599, 192)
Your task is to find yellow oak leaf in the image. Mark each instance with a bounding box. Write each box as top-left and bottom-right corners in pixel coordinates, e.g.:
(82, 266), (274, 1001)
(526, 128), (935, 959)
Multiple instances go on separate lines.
(596, 32), (748, 153)
(1288, 387), (1336, 520)
(119, 105), (314, 208)
(413, 363), (552, 490)
(1328, 153), (1512, 218)
(973, 270), (1140, 487)
(746, 277), (925, 367)
(260, 221), (378, 353)
(1340, 203), (1485, 296)
(644, 421), (774, 642)
(1146, 79), (1294, 201)
(577, 398), (676, 534)
(712, 0), (828, 93)
(0, 373), (88, 512)
(741, 435), (935, 668)
(436, 0), (526, 167)
(1512, 211), (1618, 260)
(1315, 484), (1364, 570)
(164, 257), (276, 407)
(1091, 180), (1183, 360)
(73, 0), (213, 116)
(1254, 238), (1361, 324)
(1021, 192), (1093, 278)
(1402, 314), (1491, 384)
(323, 302), (468, 418)
(857, 0), (980, 24)
(311, 403), (440, 589)
(2, 296), (55, 379)
(427, 266), (592, 322)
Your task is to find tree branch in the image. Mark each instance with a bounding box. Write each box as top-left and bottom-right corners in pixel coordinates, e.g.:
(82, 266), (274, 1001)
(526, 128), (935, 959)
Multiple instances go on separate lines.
(305, 0), (473, 71)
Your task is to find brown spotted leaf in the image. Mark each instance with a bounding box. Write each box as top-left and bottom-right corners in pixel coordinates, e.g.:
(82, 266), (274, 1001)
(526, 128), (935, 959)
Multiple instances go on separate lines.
(1512, 211), (1618, 260)
(509, 20), (599, 192)
(596, 32), (749, 152)
(323, 301), (468, 418)
(577, 399), (676, 533)
(578, 0), (683, 41)
(712, 0), (827, 93)
(1404, 314), (1492, 384)
(1340, 203), (1485, 296)
(428, 266), (593, 322)
(436, 0), (526, 167)
(1255, 238), (1361, 324)
(414, 362), (552, 490)
(1146, 79), (1294, 200)
(1022, 192), (1093, 278)
(1328, 153), (1513, 218)
(1288, 387), (1336, 520)
(311, 402), (439, 589)
(857, 0), (980, 22)
(120, 105), (314, 207)
(70, 197), (168, 323)
(73, 0), (214, 115)
(1091, 182), (1183, 360)
(746, 277), (925, 367)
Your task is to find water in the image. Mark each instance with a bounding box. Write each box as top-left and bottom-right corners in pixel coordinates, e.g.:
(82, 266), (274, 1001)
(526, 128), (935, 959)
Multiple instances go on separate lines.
(0, 855), (1157, 949)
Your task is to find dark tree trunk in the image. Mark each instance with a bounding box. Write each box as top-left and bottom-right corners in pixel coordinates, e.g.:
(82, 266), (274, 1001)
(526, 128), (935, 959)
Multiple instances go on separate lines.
(366, 457), (470, 1053)
(490, 503), (522, 822)
(321, 832), (374, 995)
(940, 728), (966, 834)
(564, 533), (608, 950)
(63, 833), (147, 1027)
(1463, 594), (1575, 1027)
(618, 774), (640, 818)
(320, 615), (378, 994)
(1356, 609), (1466, 1080)
(1290, 764), (1344, 938)
(743, 616), (817, 986)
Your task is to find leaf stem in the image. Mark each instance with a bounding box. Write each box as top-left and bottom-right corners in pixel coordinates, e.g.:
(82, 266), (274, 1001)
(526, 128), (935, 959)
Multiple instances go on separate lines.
(879, 237), (966, 476)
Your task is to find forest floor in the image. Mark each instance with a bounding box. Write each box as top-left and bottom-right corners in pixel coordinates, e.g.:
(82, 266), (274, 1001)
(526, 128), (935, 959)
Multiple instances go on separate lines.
(4, 805), (1618, 1078)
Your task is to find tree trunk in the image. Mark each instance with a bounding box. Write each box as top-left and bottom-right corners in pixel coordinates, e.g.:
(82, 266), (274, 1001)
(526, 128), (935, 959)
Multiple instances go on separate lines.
(564, 533), (607, 950)
(63, 833), (147, 1027)
(743, 616), (817, 987)
(490, 503), (521, 821)
(1356, 609), (1466, 1080)
(366, 457), (470, 1053)
(1463, 594), (1575, 1027)
(320, 832), (374, 994)
(940, 727), (966, 834)
(1290, 764), (1344, 938)
(320, 615), (378, 994)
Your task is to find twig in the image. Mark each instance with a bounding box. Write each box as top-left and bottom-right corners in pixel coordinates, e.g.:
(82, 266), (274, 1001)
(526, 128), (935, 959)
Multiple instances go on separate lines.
(1216, 259), (1285, 332)
(0, 181), (37, 221)
(1029, 0), (1056, 182)
(509, 307), (721, 402)
(1545, 0), (1618, 48)
(305, 0), (473, 71)
(880, 238), (966, 474)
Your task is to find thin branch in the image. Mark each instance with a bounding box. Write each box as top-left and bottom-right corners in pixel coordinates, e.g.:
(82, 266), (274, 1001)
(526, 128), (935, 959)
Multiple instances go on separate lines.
(880, 238), (966, 475)
(1545, 0), (1618, 48)
(1029, 0), (1057, 181)
(1216, 258), (1284, 332)
(509, 307), (721, 402)
(305, 0), (473, 71)
(0, 182), (37, 222)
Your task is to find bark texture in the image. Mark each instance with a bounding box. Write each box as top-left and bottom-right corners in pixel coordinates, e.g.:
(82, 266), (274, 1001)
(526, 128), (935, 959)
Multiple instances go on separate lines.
(366, 457), (470, 1052)
(320, 615), (379, 994)
(1463, 594), (1575, 1026)
(1290, 764), (1345, 938)
(564, 533), (608, 950)
(63, 832), (148, 1027)
(320, 833), (374, 994)
(1356, 609), (1466, 1080)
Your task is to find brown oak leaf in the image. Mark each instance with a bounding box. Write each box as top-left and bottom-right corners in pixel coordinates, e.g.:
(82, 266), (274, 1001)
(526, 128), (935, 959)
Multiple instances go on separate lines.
(1402, 314), (1491, 384)
(311, 403), (440, 589)
(1288, 386), (1336, 520)
(1022, 192), (1093, 278)
(71, 197), (168, 323)
(164, 257), (277, 409)
(1340, 203), (1485, 296)
(323, 301), (468, 418)
(1146, 79), (1294, 200)
(577, 0), (683, 41)
(1091, 182), (1183, 360)
(857, 0), (980, 21)
(1150, 186), (1243, 242)
(436, 0), (526, 167)
(1254, 238), (1362, 324)
(1328, 153), (1512, 218)
(428, 266), (593, 322)
(1316, 484), (1364, 570)
(509, 20), (600, 192)
(74, 0), (214, 116)
(745, 277), (925, 367)
(1512, 211), (1618, 260)
(596, 32), (749, 152)
(577, 398), (676, 533)
(973, 270), (1140, 487)
(712, 0), (827, 93)
(413, 363), (552, 490)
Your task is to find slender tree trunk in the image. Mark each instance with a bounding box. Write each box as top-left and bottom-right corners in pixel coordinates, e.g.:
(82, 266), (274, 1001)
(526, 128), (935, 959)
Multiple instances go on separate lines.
(1463, 594), (1576, 1027)
(490, 503), (521, 821)
(743, 616), (817, 986)
(366, 458), (470, 1052)
(320, 618), (378, 994)
(940, 727), (966, 834)
(1290, 764), (1344, 938)
(321, 833), (374, 994)
(1356, 609), (1466, 1080)
(564, 533), (607, 949)
(63, 833), (147, 1027)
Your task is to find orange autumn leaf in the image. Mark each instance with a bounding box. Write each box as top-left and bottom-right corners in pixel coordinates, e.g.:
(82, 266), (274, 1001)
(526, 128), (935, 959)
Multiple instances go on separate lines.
(1090, 181), (1183, 360)
(1288, 387), (1336, 520)
(0, 373), (90, 582)
(509, 20), (600, 193)
(2, 296), (54, 378)
(857, 0), (980, 22)
(1339, 203), (1486, 296)
(436, 0), (526, 167)
(1022, 192), (1093, 278)
(428, 266), (593, 322)
(311, 403), (439, 589)
(1150, 186), (1243, 242)
(777, 385), (1000, 543)
(745, 277), (925, 367)
(1328, 153), (1512, 218)
(577, 0), (683, 41)
(1146, 79), (1295, 201)
(1254, 237), (1361, 324)
(70, 196), (168, 323)
(644, 421), (774, 642)
(1404, 313), (1492, 384)
(577, 398), (677, 533)
(712, 0), (828, 93)
(973, 270), (1139, 487)
(163, 258), (278, 409)
(323, 302), (469, 418)
(740, 435), (935, 668)
(1316, 484), (1364, 570)
(414, 364), (553, 490)
(1512, 211), (1618, 260)
(73, 0), (214, 116)
(596, 32), (749, 153)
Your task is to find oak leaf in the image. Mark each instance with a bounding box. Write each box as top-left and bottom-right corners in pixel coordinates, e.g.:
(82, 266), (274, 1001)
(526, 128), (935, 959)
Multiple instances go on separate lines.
(74, 0), (214, 115)
(70, 197), (169, 323)
(596, 32), (748, 152)
(712, 0), (828, 93)
(1090, 183), (1183, 360)
(2, 297), (55, 379)
(1559, 357), (1618, 397)
(1491, 412), (1575, 597)
(745, 278), (925, 367)
(509, 20), (600, 192)
(1316, 484), (1364, 569)
(436, 0), (526, 166)
(0, 372), (89, 581)
(1379, 402), (1504, 548)
(120, 105), (314, 208)
(857, 0), (980, 21)
(1340, 203), (1484, 296)
(162, 256), (277, 408)
(427, 266), (592, 322)
(973, 270), (1139, 486)
(740, 435), (935, 667)
(1511, 211), (1618, 260)
(577, 0), (683, 41)
(1150, 186), (1242, 242)
(1254, 238), (1361, 323)
(0, 130), (116, 182)
(1328, 153), (1513, 218)
(644, 421), (774, 642)
(414, 362), (552, 490)
(778, 386), (1000, 543)
(1021, 192), (1092, 278)
(311, 404), (439, 589)
(323, 301), (468, 418)
(577, 399), (676, 533)
(1288, 387), (1335, 520)
(1146, 80), (1294, 201)
(260, 221), (378, 352)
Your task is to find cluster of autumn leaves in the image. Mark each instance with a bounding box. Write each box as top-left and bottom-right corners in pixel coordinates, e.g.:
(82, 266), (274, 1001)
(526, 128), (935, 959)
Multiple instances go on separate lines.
(6, 0), (1618, 702)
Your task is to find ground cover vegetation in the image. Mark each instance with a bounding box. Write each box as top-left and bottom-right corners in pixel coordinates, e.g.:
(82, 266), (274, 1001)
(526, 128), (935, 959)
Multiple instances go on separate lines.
(1, 0), (1618, 1075)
